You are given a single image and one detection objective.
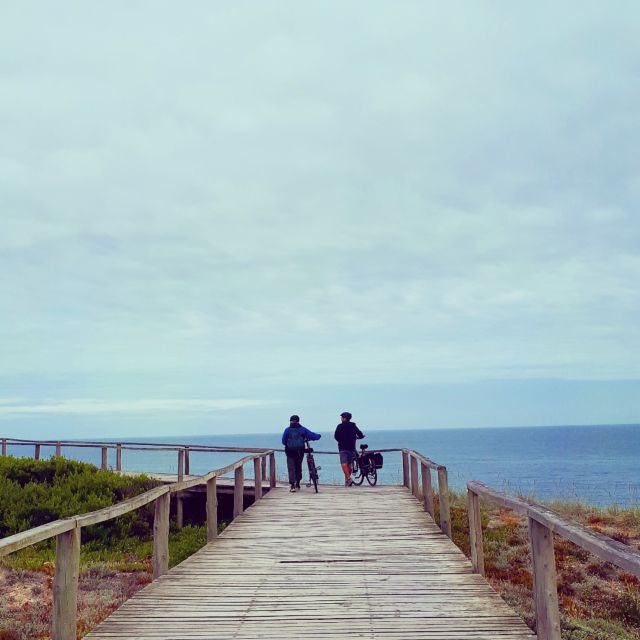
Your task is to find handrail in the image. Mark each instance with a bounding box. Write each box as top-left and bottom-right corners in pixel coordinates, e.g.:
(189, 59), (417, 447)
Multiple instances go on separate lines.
(0, 449), (276, 640)
(466, 480), (640, 640)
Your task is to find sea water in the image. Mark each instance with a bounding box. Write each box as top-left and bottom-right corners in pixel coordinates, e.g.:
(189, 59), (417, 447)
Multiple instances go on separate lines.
(7, 424), (640, 507)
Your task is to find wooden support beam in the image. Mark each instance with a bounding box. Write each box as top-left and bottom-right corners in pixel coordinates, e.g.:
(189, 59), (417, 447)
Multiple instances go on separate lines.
(529, 516), (561, 640)
(421, 462), (434, 516)
(468, 488), (485, 576)
(116, 444), (122, 471)
(152, 493), (170, 579)
(52, 526), (80, 640)
(35, 443), (41, 460)
(254, 457), (262, 500)
(206, 476), (218, 542)
(234, 465), (244, 519)
(402, 450), (410, 489)
(438, 466), (452, 538)
(101, 446), (108, 470)
(269, 452), (276, 488)
(410, 455), (419, 498)
(176, 449), (185, 529)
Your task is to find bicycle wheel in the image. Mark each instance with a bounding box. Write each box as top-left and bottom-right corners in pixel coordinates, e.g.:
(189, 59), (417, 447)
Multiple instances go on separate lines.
(366, 464), (377, 486)
(351, 457), (365, 485)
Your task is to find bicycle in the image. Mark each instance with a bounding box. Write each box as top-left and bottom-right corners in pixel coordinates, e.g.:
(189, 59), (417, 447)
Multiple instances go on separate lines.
(304, 439), (321, 493)
(350, 444), (378, 486)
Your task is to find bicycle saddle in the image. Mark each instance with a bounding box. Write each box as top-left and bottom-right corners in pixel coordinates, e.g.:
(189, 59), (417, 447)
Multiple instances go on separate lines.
(360, 444), (369, 450)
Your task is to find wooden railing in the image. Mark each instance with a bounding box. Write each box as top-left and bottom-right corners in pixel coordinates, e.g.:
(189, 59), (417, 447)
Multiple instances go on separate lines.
(0, 450), (275, 640)
(465, 481), (640, 640)
(402, 449), (451, 537)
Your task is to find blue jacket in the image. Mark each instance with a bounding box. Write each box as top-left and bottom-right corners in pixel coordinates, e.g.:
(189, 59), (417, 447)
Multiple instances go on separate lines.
(282, 424), (321, 449)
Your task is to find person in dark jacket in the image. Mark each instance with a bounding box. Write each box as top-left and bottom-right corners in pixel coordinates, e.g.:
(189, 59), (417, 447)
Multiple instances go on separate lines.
(334, 411), (364, 486)
(281, 415), (321, 492)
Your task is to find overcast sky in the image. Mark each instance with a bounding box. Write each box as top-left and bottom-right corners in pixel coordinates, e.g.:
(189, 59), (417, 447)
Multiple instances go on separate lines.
(1, 2), (639, 438)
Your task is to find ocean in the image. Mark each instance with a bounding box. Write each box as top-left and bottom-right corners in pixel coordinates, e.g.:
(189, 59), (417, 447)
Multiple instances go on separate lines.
(6, 424), (640, 507)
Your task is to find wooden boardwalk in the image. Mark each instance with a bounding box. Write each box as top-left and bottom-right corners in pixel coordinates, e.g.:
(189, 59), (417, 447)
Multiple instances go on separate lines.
(87, 485), (535, 639)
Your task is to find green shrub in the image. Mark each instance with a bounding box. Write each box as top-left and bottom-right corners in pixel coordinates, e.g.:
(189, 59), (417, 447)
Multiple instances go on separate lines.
(0, 456), (160, 544)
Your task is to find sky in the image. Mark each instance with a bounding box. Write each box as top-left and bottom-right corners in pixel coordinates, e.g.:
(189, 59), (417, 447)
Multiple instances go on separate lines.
(1, 2), (639, 438)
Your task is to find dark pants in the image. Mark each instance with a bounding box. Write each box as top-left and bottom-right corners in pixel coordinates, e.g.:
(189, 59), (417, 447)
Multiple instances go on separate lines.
(286, 449), (304, 486)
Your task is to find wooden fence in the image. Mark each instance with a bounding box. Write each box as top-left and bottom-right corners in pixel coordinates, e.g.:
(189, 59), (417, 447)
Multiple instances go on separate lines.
(0, 450), (275, 640)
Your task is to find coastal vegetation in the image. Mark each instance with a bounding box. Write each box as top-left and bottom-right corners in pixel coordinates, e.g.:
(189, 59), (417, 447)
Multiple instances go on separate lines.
(440, 491), (640, 639)
(2, 456), (640, 639)
(0, 457), (211, 639)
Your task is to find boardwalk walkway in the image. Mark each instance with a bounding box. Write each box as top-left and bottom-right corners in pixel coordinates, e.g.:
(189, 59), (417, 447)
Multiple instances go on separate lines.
(87, 485), (535, 639)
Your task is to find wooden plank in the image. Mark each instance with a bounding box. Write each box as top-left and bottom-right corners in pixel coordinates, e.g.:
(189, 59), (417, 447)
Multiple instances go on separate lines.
(438, 466), (452, 538)
(253, 457), (262, 500)
(52, 526), (80, 640)
(410, 454), (419, 498)
(269, 452), (276, 488)
(529, 516), (561, 640)
(402, 449), (410, 488)
(152, 493), (170, 579)
(468, 488), (485, 576)
(0, 519), (77, 557)
(206, 476), (217, 542)
(233, 465), (244, 519)
(421, 462), (434, 516)
(86, 486), (535, 640)
(75, 487), (170, 527)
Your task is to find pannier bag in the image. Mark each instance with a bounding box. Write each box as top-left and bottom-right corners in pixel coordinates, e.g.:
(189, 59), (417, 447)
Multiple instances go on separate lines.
(371, 452), (384, 469)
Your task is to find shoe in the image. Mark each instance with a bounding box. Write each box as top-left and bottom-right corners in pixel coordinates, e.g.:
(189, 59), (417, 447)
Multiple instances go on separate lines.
(290, 486), (296, 492)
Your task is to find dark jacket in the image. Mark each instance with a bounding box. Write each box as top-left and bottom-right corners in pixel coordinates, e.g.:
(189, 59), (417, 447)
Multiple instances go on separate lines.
(334, 421), (364, 451)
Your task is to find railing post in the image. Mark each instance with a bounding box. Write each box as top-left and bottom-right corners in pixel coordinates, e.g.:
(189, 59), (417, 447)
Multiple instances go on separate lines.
(35, 443), (41, 460)
(55, 441), (62, 458)
(52, 526), (80, 640)
(116, 444), (122, 471)
(421, 463), (434, 516)
(184, 447), (190, 476)
(254, 457), (263, 501)
(261, 455), (267, 484)
(176, 449), (185, 529)
(1, 438), (6, 456)
(101, 446), (108, 470)
(206, 476), (218, 542)
(410, 455), (419, 497)
(152, 492), (170, 579)
(529, 516), (561, 640)
(437, 466), (451, 538)
(234, 465), (244, 519)
(468, 488), (485, 576)
(269, 452), (276, 488)
(402, 450), (410, 489)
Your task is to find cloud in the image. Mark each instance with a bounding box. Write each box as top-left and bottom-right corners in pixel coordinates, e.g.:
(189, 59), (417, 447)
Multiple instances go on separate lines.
(0, 398), (276, 417)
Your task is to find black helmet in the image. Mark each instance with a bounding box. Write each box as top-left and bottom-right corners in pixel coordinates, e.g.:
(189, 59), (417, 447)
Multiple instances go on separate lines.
(289, 414), (300, 422)
(340, 411), (352, 420)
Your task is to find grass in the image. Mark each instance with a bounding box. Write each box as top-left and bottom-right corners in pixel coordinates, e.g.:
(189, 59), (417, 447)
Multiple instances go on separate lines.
(0, 457), (222, 639)
(437, 489), (640, 639)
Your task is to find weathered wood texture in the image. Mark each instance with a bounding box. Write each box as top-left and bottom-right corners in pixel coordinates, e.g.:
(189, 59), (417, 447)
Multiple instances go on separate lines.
(87, 486), (535, 640)
(52, 527), (80, 640)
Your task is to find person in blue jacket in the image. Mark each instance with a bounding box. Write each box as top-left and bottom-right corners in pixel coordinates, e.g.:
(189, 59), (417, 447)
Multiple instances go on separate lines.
(282, 415), (321, 492)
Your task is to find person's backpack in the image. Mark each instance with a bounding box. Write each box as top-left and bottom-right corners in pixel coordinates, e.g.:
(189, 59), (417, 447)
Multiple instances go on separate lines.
(286, 426), (305, 450)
